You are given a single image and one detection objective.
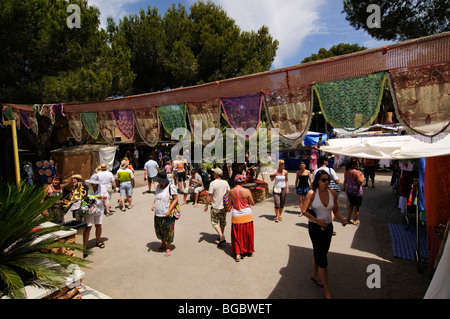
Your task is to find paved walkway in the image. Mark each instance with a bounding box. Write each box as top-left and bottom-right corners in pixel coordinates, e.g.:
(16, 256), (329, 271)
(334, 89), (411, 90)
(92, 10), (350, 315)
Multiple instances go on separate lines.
(81, 168), (430, 299)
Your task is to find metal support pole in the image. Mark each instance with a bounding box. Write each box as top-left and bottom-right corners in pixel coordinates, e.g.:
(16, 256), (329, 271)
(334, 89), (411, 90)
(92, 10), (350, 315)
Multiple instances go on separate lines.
(2, 120), (20, 186)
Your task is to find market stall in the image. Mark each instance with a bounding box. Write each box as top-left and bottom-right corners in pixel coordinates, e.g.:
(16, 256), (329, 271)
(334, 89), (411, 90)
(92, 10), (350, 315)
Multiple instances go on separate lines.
(50, 144), (117, 189)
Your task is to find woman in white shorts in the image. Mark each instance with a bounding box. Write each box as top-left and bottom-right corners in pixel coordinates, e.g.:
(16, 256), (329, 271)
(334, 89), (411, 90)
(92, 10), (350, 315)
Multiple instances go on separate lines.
(83, 174), (108, 257)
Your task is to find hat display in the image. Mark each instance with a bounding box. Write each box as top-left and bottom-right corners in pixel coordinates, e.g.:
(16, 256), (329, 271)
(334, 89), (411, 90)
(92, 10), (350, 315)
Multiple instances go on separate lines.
(153, 171), (170, 184)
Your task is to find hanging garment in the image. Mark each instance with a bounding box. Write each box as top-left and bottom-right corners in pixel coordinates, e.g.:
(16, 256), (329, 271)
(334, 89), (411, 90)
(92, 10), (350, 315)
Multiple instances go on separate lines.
(51, 103), (65, 116)
(221, 93), (263, 139)
(157, 104), (187, 137)
(187, 99), (221, 145)
(113, 110), (134, 140)
(97, 111), (116, 144)
(314, 72), (386, 131)
(263, 86), (312, 140)
(67, 113), (84, 142)
(389, 62), (449, 142)
(134, 108), (159, 147)
(81, 112), (99, 139)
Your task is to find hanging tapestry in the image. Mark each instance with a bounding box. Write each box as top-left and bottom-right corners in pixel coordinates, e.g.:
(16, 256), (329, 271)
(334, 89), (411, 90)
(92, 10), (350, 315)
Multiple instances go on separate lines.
(19, 109), (39, 135)
(38, 104), (55, 124)
(67, 113), (84, 142)
(157, 104), (187, 138)
(52, 103), (65, 116)
(263, 86), (313, 140)
(221, 93), (263, 139)
(98, 111), (116, 144)
(187, 99), (221, 145)
(113, 110), (135, 140)
(314, 72), (386, 131)
(134, 108), (159, 147)
(81, 112), (99, 139)
(389, 62), (450, 142)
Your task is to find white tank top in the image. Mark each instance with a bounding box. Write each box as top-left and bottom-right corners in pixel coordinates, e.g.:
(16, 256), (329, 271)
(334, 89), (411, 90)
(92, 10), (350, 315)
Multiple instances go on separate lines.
(311, 189), (333, 221)
(273, 174), (286, 188)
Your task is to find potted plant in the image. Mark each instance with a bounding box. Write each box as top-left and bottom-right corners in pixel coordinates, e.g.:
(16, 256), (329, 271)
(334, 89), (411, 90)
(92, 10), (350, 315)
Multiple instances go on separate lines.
(0, 180), (90, 299)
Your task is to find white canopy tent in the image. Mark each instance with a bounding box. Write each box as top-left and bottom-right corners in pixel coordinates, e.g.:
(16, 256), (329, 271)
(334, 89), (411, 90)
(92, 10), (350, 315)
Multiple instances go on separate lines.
(320, 134), (450, 160)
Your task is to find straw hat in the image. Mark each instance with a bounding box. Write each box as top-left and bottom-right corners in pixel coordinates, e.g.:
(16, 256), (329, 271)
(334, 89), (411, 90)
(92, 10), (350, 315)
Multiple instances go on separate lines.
(71, 174), (83, 181)
(120, 160), (128, 169)
(211, 167), (223, 176)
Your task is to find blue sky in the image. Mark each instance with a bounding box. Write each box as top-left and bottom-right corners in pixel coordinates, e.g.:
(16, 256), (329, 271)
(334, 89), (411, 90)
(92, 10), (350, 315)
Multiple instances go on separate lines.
(89, 0), (394, 69)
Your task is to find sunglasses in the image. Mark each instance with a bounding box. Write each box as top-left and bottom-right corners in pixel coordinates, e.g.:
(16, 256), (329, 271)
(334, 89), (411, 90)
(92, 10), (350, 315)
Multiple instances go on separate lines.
(320, 178), (330, 182)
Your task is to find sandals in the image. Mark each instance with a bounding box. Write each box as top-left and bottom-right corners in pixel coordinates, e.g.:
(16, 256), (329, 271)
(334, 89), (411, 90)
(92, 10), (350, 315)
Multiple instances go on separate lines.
(96, 241), (105, 249)
(310, 277), (324, 287)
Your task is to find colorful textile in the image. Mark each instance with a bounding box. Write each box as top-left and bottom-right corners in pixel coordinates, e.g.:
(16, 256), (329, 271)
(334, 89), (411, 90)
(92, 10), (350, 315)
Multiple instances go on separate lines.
(157, 104), (187, 137)
(187, 99), (221, 145)
(67, 113), (83, 142)
(38, 104), (55, 124)
(113, 110), (134, 140)
(154, 216), (175, 243)
(134, 108), (159, 147)
(263, 87), (312, 140)
(81, 112), (99, 139)
(51, 103), (65, 116)
(315, 72), (386, 131)
(389, 62), (450, 142)
(221, 93), (262, 139)
(97, 111), (116, 144)
(231, 221), (254, 255)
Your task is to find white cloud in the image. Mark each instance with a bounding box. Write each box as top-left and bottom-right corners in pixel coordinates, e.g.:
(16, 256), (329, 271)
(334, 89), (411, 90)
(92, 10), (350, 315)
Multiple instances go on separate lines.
(211, 0), (326, 69)
(88, 0), (141, 28)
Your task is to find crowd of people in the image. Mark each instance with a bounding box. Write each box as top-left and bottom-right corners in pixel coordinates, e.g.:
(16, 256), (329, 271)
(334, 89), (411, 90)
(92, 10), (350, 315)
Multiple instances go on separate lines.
(43, 147), (377, 299)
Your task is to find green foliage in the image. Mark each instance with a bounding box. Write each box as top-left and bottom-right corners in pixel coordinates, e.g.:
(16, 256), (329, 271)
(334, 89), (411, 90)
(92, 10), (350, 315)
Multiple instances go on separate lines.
(0, 0), (135, 104)
(0, 181), (90, 299)
(111, 0), (279, 93)
(301, 43), (367, 64)
(343, 0), (450, 42)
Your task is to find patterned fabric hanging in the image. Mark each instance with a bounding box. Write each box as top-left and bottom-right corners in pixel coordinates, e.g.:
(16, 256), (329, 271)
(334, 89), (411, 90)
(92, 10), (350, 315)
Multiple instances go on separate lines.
(113, 110), (135, 140)
(51, 103), (65, 116)
(67, 113), (84, 142)
(98, 111), (116, 144)
(221, 93), (263, 139)
(134, 108), (159, 147)
(314, 72), (387, 131)
(187, 99), (221, 145)
(389, 62), (450, 142)
(19, 110), (33, 131)
(38, 104), (55, 124)
(81, 112), (99, 139)
(263, 86), (312, 140)
(157, 104), (187, 138)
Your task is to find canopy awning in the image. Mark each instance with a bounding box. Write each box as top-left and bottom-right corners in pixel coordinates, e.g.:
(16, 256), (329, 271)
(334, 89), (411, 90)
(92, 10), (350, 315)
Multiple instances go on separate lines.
(320, 135), (450, 159)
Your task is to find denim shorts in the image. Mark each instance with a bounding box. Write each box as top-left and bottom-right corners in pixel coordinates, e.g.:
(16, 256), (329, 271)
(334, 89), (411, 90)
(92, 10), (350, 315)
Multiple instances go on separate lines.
(296, 186), (310, 195)
(120, 181), (133, 197)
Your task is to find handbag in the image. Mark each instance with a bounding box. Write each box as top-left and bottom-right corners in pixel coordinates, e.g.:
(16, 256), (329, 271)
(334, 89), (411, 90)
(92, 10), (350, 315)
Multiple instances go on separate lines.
(328, 168), (340, 193)
(168, 184), (181, 219)
(273, 186), (282, 194)
(337, 191), (348, 207)
(77, 196), (100, 217)
(223, 190), (232, 213)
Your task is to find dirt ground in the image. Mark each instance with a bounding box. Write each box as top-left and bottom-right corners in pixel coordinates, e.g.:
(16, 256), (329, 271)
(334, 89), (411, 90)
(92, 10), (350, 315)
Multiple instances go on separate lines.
(81, 167), (431, 300)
